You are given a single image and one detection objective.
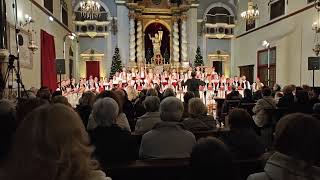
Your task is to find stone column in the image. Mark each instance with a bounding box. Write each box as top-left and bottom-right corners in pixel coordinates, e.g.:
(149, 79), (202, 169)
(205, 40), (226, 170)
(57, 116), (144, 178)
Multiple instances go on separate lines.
(172, 16), (180, 66)
(181, 14), (188, 68)
(128, 11), (136, 66)
(187, 4), (198, 66)
(116, 1), (129, 64)
(136, 14), (144, 65)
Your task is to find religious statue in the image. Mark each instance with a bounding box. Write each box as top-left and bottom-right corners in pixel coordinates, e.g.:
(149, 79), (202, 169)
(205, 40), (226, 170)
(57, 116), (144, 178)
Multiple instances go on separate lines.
(149, 31), (164, 65)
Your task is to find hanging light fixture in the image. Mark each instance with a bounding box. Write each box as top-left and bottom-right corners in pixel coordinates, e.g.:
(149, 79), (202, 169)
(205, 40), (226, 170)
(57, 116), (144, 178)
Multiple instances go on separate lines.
(79, 0), (101, 19)
(241, 0), (259, 25)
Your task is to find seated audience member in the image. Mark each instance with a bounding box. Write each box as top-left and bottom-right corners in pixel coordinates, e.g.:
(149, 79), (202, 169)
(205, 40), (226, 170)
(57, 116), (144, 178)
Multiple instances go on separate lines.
(241, 89), (255, 103)
(313, 103), (320, 120)
(89, 90), (131, 132)
(221, 109), (265, 159)
(310, 87), (320, 106)
(115, 89), (135, 131)
(253, 87), (277, 128)
(182, 98), (215, 132)
(0, 100), (16, 163)
(36, 86), (51, 102)
(146, 88), (158, 97)
(51, 95), (71, 107)
(253, 90), (263, 101)
(16, 98), (48, 125)
(190, 137), (234, 180)
(134, 90), (148, 118)
(162, 88), (175, 100)
(139, 97), (196, 159)
(89, 98), (137, 165)
(247, 113), (320, 180)
(182, 92), (195, 119)
(51, 90), (62, 98)
(21, 90), (36, 99)
(291, 90), (313, 114)
(134, 96), (162, 135)
(3, 104), (111, 180)
(76, 91), (96, 127)
(154, 84), (163, 100)
(277, 85), (295, 108)
(226, 85), (242, 100)
(272, 84), (281, 97)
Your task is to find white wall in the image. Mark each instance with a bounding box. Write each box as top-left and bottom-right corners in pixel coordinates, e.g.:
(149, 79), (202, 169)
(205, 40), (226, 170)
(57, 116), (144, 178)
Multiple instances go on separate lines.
(233, 0), (319, 87)
(6, 0), (75, 89)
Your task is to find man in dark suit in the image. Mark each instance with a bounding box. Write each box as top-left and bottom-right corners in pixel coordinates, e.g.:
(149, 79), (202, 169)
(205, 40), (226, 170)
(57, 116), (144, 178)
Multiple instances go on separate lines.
(182, 72), (205, 98)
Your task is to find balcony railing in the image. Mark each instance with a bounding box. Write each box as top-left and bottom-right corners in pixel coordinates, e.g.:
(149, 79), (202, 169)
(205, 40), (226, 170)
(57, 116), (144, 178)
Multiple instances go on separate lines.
(74, 11), (109, 22)
(206, 14), (235, 25)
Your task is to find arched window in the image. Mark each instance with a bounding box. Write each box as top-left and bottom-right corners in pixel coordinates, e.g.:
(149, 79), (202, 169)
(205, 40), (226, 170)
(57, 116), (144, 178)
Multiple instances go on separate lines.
(205, 7), (234, 25)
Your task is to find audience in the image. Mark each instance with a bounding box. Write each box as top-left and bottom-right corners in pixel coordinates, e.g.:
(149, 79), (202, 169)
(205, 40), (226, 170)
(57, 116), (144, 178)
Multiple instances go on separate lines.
(3, 104), (111, 180)
(51, 95), (71, 106)
(221, 109), (265, 160)
(247, 113), (320, 180)
(162, 88), (175, 100)
(115, 89), (135, 131)
(241, 89), (255, 103)
(253, 87), (277, 128)
(139, 97), (196, 159)
(89, 98), (138, 165)
(190, 137), (234, 180)
(76, 91), (96, 127)
(0, 100), (16, 163)
(182, 98), (215, 132)
(134, 96), (162, 135)
(310, 87), (320, 106)
(182, 91), (195, 119)
(36, 86), (51, 102)
(291, 90), (313, 114)
(16, 97), (49, 125)
(226, 85), (242, 100)
(277, 85), (294, 108)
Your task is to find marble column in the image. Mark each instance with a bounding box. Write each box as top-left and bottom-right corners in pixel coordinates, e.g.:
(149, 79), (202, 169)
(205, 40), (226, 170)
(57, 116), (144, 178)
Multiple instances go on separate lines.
(128, 11), (136, 66)
(136, 15), (144, 65)
(116, 1), (129, 64)
(172, 16), (180, 66)
(187, 4), (198, 66)
(181, 14), (188, 68)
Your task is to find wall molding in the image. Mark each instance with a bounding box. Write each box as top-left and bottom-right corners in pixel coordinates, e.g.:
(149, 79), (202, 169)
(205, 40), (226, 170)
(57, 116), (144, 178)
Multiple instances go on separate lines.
(236, 3), (314, 39)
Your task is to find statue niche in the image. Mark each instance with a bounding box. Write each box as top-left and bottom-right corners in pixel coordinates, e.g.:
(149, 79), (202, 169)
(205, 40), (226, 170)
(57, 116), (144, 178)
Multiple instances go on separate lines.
(145, 23), (170, 65)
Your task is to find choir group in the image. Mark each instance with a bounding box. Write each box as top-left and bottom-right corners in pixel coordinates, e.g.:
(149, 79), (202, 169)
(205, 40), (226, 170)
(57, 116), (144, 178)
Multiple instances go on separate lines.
(58, 66), (264, 101)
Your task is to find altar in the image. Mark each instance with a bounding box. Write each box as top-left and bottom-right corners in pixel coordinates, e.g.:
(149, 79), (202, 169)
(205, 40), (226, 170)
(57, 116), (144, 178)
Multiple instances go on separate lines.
(125, 0), (195, 69)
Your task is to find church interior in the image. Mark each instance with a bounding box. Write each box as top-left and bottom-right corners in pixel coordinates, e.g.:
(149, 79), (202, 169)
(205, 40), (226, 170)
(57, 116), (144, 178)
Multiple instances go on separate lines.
(1, 1), (320, 180)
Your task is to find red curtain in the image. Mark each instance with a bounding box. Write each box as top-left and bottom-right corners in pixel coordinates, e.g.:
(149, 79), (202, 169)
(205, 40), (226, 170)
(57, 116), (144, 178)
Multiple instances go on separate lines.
(41, 30), (57, 91)
(86, 61), (100, 79)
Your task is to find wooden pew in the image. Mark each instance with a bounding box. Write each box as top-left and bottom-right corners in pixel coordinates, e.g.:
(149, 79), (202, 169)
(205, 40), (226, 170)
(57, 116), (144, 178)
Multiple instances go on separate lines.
(103, 158), (264, 180)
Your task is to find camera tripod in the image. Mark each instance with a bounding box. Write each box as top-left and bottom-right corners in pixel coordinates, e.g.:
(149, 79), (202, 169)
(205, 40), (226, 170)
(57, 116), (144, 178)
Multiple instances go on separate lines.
(3, 54), (27, 98)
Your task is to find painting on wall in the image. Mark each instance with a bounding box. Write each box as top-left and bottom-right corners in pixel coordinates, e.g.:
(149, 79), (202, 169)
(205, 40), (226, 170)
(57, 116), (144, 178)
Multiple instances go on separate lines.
(7, 23), (33, 69)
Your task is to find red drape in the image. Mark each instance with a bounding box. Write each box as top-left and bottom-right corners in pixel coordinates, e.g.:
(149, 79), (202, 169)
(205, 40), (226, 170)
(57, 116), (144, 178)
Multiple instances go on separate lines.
(86, 61), (100, 79)
(41, 30), (57, 91)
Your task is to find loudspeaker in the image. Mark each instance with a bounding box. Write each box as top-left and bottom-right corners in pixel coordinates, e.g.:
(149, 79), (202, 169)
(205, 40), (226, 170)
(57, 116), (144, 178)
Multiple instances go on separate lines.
(56, 59), (66, 74)
(308, 57), (320, 70)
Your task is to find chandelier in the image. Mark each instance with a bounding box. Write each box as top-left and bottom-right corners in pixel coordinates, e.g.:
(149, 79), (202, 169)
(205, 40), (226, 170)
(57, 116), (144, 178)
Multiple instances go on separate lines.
(241, 0), (259, 25)
(79, 0), (101, 19)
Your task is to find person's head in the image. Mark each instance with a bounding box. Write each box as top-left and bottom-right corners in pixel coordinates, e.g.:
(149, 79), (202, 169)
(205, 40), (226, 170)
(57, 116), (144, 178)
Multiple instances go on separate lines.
(91, 97), (119, 128)
(52, 91), (62, 98)
(191, 72), (196, 78)
(146, 88), (158, 97)
(314, 103), (320, 114)
(143, 96), (160, 113)
(282, 85), (294, 95)
(79, 91), (96, 107)
(52, 95), (71, 107)
(16, 98), (49, 125)
(190, 137), (233, 180)
(163, 88), (175, 99)
(273, 84), (281, 92)
(188, 98), (207, 117)
(96, 90), (122, 113)
(160, 97), (184, 122)
(0, 100), (17, 161)
(231, 85), (237, 91)
(183, 91), (195, 104)
(229, 108), (253, 129)
(5, 104), (98, 180)
(242, 75), (246, 81)
(243, 89), (252, 99)
(295, 90), (309, 104)
(36, 86), (51, 102)
(274, 113), (320, 164)
(261, 86), (272, 97)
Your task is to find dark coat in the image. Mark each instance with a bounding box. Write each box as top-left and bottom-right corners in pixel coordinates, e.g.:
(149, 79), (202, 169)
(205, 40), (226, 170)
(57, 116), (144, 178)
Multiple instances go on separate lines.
(76, 105), (92, 128)
(277, 93), (294, 108)
(182, 115), (216, 133)
(182, 78), (205, 97)
(221, 129), (265, 160)
(89, 125), (138, 165)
